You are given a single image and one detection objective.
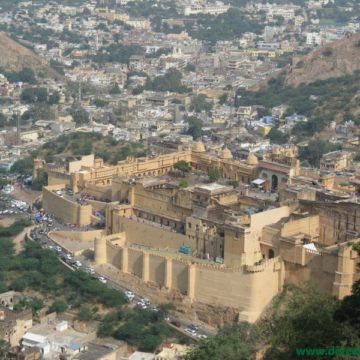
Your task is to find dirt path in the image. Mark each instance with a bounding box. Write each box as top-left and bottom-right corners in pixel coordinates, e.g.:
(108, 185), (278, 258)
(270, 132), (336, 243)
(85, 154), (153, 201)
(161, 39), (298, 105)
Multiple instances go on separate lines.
(13, 225), (36, 253)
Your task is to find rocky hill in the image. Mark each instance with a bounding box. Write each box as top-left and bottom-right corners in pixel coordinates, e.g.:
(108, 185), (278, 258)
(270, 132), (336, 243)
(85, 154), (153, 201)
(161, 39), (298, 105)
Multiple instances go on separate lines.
(0, 32), (61, 79)
(237, 34), (360, 136)
(283, 32), (360, 87)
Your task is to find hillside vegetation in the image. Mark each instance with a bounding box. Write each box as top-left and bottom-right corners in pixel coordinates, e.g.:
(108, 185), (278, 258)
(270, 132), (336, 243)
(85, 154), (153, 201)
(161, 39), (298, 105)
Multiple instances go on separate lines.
(237, 33), (360, 137)
(238, 71), (360, 136)
(0, 220), (176, 352)
(36, 133), (145, 165)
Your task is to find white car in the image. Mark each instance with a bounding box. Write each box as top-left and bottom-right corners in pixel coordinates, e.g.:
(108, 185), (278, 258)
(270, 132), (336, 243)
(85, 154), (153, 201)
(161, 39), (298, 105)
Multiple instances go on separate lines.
(75, 261), (82, 268)
(198, 334), (208, 340)
(185, 328), (197, 336)
(98, 276), (107, 284)
(56, 246), (62, 252)
(125, 291), (134, 300)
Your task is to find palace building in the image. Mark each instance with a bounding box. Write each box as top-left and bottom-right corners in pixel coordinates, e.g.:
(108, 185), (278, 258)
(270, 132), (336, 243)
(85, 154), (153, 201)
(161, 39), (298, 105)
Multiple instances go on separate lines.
(39, 144), (359, 323)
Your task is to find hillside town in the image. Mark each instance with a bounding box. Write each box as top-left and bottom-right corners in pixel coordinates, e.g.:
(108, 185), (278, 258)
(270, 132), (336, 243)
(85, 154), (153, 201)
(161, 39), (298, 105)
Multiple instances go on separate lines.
(0, 0), (360, 359)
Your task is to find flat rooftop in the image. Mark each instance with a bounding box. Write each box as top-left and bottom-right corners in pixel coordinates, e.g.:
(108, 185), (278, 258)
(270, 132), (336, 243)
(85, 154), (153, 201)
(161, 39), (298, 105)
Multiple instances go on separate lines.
(195, 183), (233, 195)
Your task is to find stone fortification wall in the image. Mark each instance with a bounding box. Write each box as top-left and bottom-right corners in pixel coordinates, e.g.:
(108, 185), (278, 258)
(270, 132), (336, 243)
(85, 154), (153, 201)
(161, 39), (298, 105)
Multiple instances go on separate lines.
(43, 185), (92, 226)
(47, 170), (71, 186)
(171, 260), (189, 294)
(148, 254), (166, 286)
(84, 183), (112, 201)
(95, 235), (284, 323)
(128, 248), (143, 278)
(119, 217), (193, 250)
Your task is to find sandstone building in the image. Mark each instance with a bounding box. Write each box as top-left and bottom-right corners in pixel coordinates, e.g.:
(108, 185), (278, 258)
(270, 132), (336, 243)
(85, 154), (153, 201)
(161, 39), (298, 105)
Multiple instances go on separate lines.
(39, 144), (360, 322)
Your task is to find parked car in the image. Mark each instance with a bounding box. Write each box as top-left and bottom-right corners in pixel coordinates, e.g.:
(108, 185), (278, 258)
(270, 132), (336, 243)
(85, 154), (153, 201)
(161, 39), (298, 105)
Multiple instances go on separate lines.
(125, 291), (134, 300)
(98, 276), (107, 284)
(185, 328), (197, 336)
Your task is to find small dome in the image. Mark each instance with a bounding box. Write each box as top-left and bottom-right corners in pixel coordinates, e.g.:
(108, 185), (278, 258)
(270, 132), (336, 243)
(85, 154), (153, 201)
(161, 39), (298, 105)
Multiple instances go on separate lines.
(221, 148), (233, 159)
(247, 153), (258, 165)
(192, 141), (206, 152)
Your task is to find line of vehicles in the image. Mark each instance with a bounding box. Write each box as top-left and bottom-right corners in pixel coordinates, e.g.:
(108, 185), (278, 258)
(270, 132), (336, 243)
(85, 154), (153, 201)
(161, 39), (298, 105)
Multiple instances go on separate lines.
(31, 225), (212, 341)
(32, 229), (108, 284)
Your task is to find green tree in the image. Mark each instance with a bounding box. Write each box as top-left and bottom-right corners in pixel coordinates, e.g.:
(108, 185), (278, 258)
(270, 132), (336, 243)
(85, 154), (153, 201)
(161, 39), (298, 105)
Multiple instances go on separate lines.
(268, 128), (288, 144)
(0, 340), (10, 359)
(185, 323), (258, 360)
(48, 91), (60, 105)
(174, 160), (191, 174)
(185, 63), (196, 72)
(93, 98), (109, 108)
(3, 67), (36, 84)
(191, 94), (213, 113)
(334, 280), (360, 336)
(109, 83), (121, 95)
(31, 169), (48, 191)
(299, 140), (341, 167)
(0, 113), (8, 127)
(21, 87), (48, 103)
(10, 157), (34, 175)
(226, 179), (239, 188)
(179, 180), (189, 188)
(92, 43), (144, 64)
(18, 68), (37, 83)
(219, 93), (228, 105)
(77, 307), (94, 321)
(29, 297), (44, 316)
(187, 8), (263, 42)
(263, 284), (357, 359)
(186, 116), (203, 140)
(70, 105), (89, 126)
(209, 167), (220, 182)
(145, 68), (190, 93)
(48, 299), (68, 314)
(98, 322), (114, 337)
(274, 15), (285, 25)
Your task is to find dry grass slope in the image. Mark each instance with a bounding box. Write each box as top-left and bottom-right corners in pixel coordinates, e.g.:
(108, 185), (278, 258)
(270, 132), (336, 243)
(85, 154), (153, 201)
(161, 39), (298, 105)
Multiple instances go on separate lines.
(0, 31), (62, 79)
(284, 32), (360, 87)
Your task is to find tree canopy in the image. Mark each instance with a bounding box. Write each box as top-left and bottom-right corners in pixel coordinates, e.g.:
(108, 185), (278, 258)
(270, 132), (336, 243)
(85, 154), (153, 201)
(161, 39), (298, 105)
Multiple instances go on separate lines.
(209, 167), (220, 182)
(174, 160), (191, 173)
(186, 8), (263, 42)
(186, 116), (203, 140)
(70, 105), (90, 126)
(92, 43), (144, 64)
(2, 67), (36, 84)
(184, 283), (360, 360)
(191, 94), (213, 113)
(299, 140), (341, 167)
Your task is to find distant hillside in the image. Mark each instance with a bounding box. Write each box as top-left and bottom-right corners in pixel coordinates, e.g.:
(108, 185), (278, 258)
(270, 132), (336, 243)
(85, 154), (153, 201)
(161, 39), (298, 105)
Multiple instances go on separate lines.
(0, 32), (62, 79)
(283, 32), (360, 87)
(236, 33), (360, 137)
